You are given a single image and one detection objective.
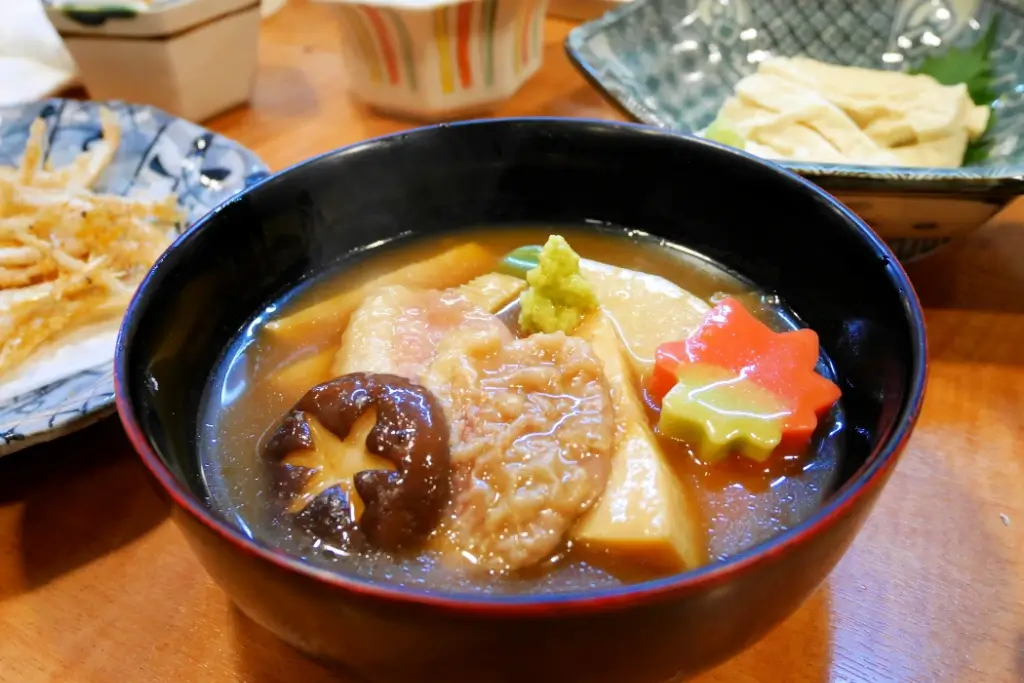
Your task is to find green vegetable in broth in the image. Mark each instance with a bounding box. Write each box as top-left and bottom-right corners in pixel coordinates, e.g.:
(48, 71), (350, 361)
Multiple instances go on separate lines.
(499, 244), (543, 278)
(704, 117), (746, 151)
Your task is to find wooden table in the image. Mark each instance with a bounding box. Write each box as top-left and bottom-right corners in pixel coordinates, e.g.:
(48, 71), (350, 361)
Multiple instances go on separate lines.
(2, 3), (1022, 681)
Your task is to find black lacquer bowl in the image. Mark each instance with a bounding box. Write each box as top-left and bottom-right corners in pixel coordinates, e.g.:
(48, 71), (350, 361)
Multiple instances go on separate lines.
(115, 119), (927, 683)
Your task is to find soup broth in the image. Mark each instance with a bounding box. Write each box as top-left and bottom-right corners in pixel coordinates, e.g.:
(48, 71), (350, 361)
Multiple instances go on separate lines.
(198, 226), (845, 595)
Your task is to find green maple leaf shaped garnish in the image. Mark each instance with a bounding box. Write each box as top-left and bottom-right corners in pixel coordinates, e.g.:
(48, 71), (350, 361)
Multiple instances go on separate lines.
(910, 17), (1001, 165)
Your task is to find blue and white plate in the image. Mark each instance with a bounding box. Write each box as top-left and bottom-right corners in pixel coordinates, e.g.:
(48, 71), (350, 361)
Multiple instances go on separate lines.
(0, 98), (268, 456)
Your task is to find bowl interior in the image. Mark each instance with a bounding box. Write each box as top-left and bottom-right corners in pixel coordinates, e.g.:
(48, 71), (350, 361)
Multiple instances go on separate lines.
(117, 118), (925, 599)
(567, 0), (1024, 174)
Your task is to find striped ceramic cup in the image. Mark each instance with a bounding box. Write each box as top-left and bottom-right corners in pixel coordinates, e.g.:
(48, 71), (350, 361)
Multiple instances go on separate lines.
(317, 0), (547, 119)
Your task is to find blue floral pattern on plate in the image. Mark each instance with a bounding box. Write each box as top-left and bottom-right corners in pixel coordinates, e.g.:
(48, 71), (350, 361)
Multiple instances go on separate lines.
(0, 99), (268, 457)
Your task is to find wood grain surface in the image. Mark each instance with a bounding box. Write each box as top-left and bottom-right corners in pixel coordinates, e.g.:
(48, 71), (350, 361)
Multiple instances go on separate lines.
(1, 3), (1022, 681)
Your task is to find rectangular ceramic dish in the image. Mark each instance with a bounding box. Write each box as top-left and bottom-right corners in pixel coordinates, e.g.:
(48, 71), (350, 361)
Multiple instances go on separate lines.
(566, 0), (1024, 261)
(43, 0), (260, 122)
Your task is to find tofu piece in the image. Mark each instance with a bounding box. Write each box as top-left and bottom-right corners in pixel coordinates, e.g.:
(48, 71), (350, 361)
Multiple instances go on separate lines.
(910, 82), (970, 143)
(263, 242), (495, 349)
(965, 99), (991, 140)
(454, 272), (526, 312)
(579, 260), (709, 380)
(859, 112), (918, 148)
(766, 57), (948, 119)
(572, 313), (703, 572)
(734, 73), (899, 164)
(333, 286), (415, 377)
(762, 56), (970, 146)
(744, 140), (785, 160)
(891, 129), (969, 168)
(721, 55), (986, 168)
(753, 120), (848, 163)
(718, 95), (847, 162)
(331, 285), (490, 379)
(758, 57), (889, 129)
(332, 285), (455, 379)
(717, 95), (787, 138)
(862, 83), (967, 145)
(772, 56), (918, 94)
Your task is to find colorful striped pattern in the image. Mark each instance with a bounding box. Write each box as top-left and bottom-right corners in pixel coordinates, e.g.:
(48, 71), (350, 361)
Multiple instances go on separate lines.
(342, 0), (541, 93)
(456, 3), (474, 89)
(434, 2), (489, 92)
(340, 5), (417, 89)
(385, 8), (417, 90)
(363, 7), (400, 84)
(434, 7), (455, 92)
(482, 0), (497, 86)
(340, 6), (384, 84)
(513, 0), (542, 74)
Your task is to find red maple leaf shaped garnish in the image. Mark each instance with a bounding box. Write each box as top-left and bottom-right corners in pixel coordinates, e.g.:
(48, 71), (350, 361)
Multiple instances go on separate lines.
(653, 297), (842, 454)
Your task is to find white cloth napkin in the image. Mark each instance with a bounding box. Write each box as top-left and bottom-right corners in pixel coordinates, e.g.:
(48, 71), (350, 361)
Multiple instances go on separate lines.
(0, 0), (78, 107)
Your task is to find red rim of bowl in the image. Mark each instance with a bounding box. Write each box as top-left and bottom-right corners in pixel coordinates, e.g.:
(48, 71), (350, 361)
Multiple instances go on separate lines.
(114, 118), (930, 617)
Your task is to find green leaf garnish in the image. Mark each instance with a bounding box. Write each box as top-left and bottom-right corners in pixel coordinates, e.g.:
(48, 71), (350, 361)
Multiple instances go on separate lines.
(911, 16), (1000, 106)
(963, 110), (997, 166)
(911, 17), (1000, 165)
(704, 117), (746, 150)
(499, 245), (542, 278)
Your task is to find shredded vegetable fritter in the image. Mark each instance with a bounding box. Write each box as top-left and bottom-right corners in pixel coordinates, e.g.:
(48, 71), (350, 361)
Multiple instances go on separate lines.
(0, 108), (183, 379)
